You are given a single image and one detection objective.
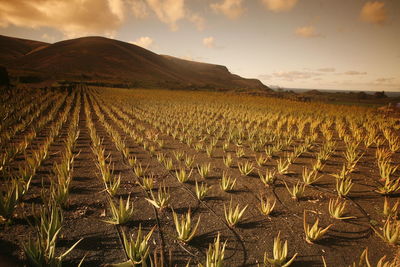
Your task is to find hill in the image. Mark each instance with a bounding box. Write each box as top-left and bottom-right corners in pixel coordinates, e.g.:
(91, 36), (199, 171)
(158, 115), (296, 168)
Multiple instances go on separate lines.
(0, 35), (269, 91)
(0, 35), (48, 64)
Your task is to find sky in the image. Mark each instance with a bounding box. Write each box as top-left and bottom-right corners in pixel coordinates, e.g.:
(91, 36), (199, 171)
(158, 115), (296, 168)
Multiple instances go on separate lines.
(0, 0), (399, 92)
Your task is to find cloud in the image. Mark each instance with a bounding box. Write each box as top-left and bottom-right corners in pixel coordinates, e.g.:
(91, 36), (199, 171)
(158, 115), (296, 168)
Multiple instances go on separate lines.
(210, 0), (245, 19)
(130, 36), (154, 49)
(0, 0), (205, 35)
(130, 0), (149, 19)
(145, 0), (185, 31)
(372, 77), (400, 90)
(179, 54), (205, 62)
(273, 71), (321, 81)
(360, 1), (387, 25)
(0, 0), (125, 38)
(41, 33), (56, 43)
(188, 13), (205, 31)
(260, 71), (322, 82)
(374, 77), (396, 84)
(108, 0), (125, 21)
(134, 0), (204, 31)
(295, 26), (323, 38)
(181, 55), (194, 61)
(203, 36), (215, 48)
(317, 67), (336, 72)
(258, 74), (272, 80)
(343, 71), (367, 75)
(261, 0), (298, 12)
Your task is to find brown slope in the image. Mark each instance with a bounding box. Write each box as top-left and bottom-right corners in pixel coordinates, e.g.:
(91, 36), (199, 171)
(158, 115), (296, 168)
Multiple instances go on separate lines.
(6, 35), (269, 90)
(0, 35), (48, 64)
(161, 55), (267, 90)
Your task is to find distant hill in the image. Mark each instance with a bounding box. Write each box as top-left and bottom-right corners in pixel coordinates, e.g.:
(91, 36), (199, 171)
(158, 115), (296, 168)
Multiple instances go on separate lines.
(0, 35), (48, 64)
(0, 35), (269, 91)
(302, 89), (323, 95)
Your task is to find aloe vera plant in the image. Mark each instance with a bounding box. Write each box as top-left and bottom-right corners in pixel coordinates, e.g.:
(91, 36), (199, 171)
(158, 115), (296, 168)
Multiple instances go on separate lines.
(238, 161), (254, 176)
(376, 178), (400, 195)
(206, 145), (214, 158)
(220, 171), (236, 192)
(195, 180), (211, 200)
(104, 195), (134, 225)
(284, 181), (305, 201)
(222, 142), (229, 152)
(96, 160), (113, 183)
(376, 255), (398, 267)
(259, 196), (276, 216)
(328, 198), (356, 220)
(50, 180), (70, 209)
(197, 163), (211, 179)
(336, 177), (353, 198)
(173, 150), (185, 161)
(156, 152), (165, 163)
(23, 235), (82, 267)
(24, 201), (83, 267)
(276, 158), (290, 175)
(255, 154), (269, 167)
(263, 232), (298, 267)
(348, 248), (370, 267)
(137, 175), (154, 191)
(382, 197), (399, 218)
(236, 147), (245, 158)
(120, 225), (155, 265)
(372, 218), (400, 245)
(104, 173), (121, 197)
(259, 169), (277, 187)
(378, 160), (398, 181)
(184, 155), (195, 168)
(0, 180), (19, 222)
(145, 184), (170, 211)
(302, 167), (321, 185)
(175, 167), (192, 183)
(172, 209), (200, 243)
(223, 153), (233, 168)
(133, 163), (148, 178)
(224, 198), (247, 227)
(331, 164), (350, 180)
(163, 157), (174, 171)
(312, 159), (325, 173)
(198, 233), (227, 267)
(303, 210), (332, 244)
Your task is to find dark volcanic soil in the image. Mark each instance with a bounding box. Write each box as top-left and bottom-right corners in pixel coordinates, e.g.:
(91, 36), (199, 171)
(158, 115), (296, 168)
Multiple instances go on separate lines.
(0, 87), (399, 267)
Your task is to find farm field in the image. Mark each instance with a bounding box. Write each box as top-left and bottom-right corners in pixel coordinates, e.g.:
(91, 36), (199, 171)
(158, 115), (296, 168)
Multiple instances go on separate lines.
(1, 86), (400, 267)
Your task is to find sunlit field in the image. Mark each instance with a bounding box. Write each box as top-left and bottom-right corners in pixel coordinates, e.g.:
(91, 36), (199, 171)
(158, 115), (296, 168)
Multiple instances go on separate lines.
(1, 86), (399, 266)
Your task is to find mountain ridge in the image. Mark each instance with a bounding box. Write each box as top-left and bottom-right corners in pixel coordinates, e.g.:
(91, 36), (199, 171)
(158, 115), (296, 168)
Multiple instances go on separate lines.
(0, 35), (270, 91)
(0, 35), (49, 64)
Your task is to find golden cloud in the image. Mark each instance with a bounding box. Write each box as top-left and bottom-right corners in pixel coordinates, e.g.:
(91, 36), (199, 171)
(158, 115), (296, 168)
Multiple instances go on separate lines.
(260, 71), (323, 82)
(203, 36), (215, 48)
(0, 0), (125, 38)
(130, 36), (154, 49)
(145, 0), (185, 31)
(375, 77), (395, 84)
(188, 13), (205, 31)
(136, 0), (205, 31)
(360, 1), (387, 25)
(130, 0), (149, 19)
(262, 0), (298, 12)
(317, 68), (336, 72)
(210, 0), (245, 19)
(343, 71), (367, 75)
(0, 0), (205, 37)
(295, 26), (323, 38)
